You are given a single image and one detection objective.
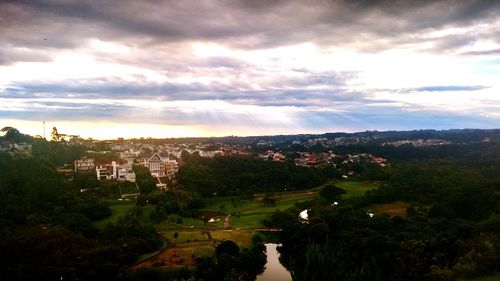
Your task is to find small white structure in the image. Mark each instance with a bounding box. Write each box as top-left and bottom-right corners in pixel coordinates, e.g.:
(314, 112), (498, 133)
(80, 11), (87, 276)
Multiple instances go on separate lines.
(299, 209), (309, 223)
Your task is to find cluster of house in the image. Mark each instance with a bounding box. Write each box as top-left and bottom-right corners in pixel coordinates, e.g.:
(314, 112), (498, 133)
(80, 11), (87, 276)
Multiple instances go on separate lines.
(74, 152), (181, 185)
(257, 150), (341, 166)
(295, 152), (336, 166)
(289, 136), (369, 147)
(111, 142), (249, 159)
(258, 150), (286, 161)
(342, 153), (387, 167)
(74, 158), (136, 182)
(256, 149), (388, 169)
(382, 139), (451, 147)
(73, 139), (253, 190)
(0, 142), (32, 156)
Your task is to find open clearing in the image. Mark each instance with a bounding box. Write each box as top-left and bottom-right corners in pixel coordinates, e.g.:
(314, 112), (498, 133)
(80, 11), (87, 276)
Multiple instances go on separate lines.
(132, 242), (214, 270)
(371, 201), (410, 217)
(93, 201), (134, 229)
(336, 180), (379, 198)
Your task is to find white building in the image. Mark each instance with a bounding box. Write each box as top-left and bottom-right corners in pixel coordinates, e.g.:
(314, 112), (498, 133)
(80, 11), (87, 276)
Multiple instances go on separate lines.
(74, 158), (95, 172)
(116, 163), (136, 182)
(96, 161), (135, 182)
(143, 153), (165, 177)
(96, 164), (113, 180)
(143, 153), (179, 178)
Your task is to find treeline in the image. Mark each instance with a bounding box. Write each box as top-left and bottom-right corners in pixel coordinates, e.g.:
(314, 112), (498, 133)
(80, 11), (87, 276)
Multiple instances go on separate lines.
(267, 158), (500, 281)
(31, 139), (86, 167)
(333, 141), (500, 165)
(177, 153), (338, 196)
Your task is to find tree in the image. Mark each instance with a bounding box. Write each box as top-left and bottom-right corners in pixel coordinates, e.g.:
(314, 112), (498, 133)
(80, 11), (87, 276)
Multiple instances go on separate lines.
(215, 240), (240, 260)
(51, 127), (60, 142)
(319, 184), (346, 202)
(1, 127), (30, 143)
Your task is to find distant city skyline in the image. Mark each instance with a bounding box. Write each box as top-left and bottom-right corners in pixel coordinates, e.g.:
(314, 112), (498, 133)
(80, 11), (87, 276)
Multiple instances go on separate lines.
(1, 0), (500, 139)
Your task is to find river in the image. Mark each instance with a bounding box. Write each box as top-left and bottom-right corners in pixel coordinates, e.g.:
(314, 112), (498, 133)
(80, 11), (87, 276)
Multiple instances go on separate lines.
(256, 243), (292, 281)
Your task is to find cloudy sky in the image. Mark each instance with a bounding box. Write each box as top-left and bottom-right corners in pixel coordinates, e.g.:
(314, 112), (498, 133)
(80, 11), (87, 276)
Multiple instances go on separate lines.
(1, 0), (500, 139)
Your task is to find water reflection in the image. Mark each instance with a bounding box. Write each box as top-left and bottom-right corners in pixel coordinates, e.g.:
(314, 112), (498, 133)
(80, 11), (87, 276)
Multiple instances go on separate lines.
(256, 243), (292, 281)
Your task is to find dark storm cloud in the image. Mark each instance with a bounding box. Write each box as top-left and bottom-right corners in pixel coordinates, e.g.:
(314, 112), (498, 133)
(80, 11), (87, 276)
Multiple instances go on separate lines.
(2, 0), (500, 54)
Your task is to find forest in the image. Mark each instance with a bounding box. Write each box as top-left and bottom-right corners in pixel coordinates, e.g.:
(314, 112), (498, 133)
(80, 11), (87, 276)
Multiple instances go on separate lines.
(177, 152), (337, 196)
(267, 147), (500, 281)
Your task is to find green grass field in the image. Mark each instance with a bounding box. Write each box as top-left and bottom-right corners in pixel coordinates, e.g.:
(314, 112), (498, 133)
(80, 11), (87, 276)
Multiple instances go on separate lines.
(161, 230), (209, 244)
(201, 191), (317, 214)
(210, 230), (254, 247)
(156, 214), (223, 228)
(151, 180), (379, 230)
(93, 201), (134, 229)
(336, 180), (379, 198)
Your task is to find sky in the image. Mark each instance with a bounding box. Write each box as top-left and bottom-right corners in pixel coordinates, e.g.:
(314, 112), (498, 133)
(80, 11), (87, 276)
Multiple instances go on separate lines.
(1, 0), (500, 139)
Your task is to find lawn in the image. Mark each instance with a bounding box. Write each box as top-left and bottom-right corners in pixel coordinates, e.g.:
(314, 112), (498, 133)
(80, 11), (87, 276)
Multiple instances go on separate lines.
(210, 230), (255, 247)
(371, 201), (410, 217)
(152, 181), (376, 231)
(201, 191), (317, 215)
(230, 213), (270, 229)
(156, 214), (223, 229)
(198, 191), (318, 229)
(336, 180), (379, 198)
(160, 230), (210, 244)
(93, 201), (134, 229)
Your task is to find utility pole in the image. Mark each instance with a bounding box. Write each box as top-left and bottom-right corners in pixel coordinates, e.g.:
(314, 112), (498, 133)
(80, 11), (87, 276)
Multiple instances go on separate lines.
(43, 121), (46, 139)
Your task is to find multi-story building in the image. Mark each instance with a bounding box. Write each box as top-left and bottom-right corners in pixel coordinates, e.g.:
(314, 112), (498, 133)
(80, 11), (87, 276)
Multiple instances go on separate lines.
(143, 153), (166, 177)
(164, 159), (179, 178)
(96, 161), (135, 182)
(96, 164), (113, 180)
(116, 163), (136, 181)
(74, 158), (95, 172)
(142, 153), (179, 179)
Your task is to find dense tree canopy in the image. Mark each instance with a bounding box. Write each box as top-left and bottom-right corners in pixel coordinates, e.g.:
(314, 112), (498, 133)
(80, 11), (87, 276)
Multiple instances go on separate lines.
(178, 154), (332, 196)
